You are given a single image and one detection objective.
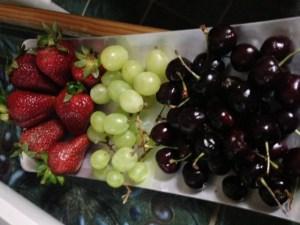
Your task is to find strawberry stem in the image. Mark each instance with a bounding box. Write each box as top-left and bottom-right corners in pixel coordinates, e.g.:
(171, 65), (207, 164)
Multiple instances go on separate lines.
(37, 22), (62, 48)
(64, 81), (85, 102)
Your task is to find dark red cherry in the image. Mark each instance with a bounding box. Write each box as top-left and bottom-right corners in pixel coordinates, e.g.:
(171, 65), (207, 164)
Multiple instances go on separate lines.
(222, 175), (248, 201)
(176, 139), (193, 160)
(225, 128), (250, 159)
(182, 161), (209, 189)
(207, 106), (235, 131)
(156, 148), (180, 173)
(208, 25), (237, 56)
(242, 159), (266, 187)
(259, 175), (291, 207)
(278, 73), (300, 108)
(178, 106), (206, 133)
(166, 107), (182, 129)
(270, 142), (288, 159)
(231, 43), (259, 72)
(166, 57), (192, 81)
(260, 35), (294, 61)
(248, 56), (281, 87)
(156, 82), (183, 106)
(207, 155), (231, 175)
(283, 148), (300, 176)
(276, 110), (299, 136)
(150, 122), (176, 146)
(258, 88), (282, 114)
(221, 76), (243, 94)
(193, 132), (223, 158)
(192, 52), (225, 74)
(233, 151), (257, 175)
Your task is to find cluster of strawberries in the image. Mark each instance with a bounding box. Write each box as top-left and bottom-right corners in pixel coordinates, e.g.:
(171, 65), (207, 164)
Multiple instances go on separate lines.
(6, 24), (103, 184)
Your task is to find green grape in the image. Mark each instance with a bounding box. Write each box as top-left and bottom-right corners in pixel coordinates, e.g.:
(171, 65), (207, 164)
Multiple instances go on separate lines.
(111, 147), (137, 172)
(101, 71), (122, 86)
(100, 45), (129, 71)
(90, 83), (110, 104)
(143, 96), (156, 108)
(90, 149), (111, 170)
(92, 166), (110, 180)
(133, 72), (161, 96)
(121, 60), (144, 84)
(146, 48), (169, 79)
(103, 113), (129, 135)
(112, 130), (137, 148)
(90, 111), (106, 133)
(108, 80), (131, 102)
(87, 126), (106, 144)
(119, 89), (144, 113)
(106, 169), (124, 188)
(128, 162), (148, 183)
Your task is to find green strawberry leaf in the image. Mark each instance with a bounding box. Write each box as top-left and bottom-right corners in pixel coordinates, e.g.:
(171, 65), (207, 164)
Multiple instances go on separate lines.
(75, 52), (86, 60)
(92, 70), (100, 79)
(83, 66), (92, 78)
(81, 46), (90, 55)
(57, 45), (69, 53)
(66, 81), (85, 96)
(74, 60), (86, 68)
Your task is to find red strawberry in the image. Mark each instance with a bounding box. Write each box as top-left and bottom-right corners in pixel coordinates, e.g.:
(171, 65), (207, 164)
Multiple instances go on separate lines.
(7, 90), (55, 128)
(55, 82), (94, 135)
(19, 119), (65, 155)
(71, 46), (105, 87)
(36, 24), (75, 87)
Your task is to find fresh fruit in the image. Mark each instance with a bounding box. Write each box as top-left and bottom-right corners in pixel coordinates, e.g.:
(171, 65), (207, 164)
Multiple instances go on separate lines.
(222, 175), (248, 201)
(103, 113), (129, 135)
(182, 161), (209, 189)
(122, 60), (144, 84)
(278, 73), (300, 108)
(284, 147), (300, 176)
(192, 53), (225, 74)
(107, 80), (131, 102)
(100, 45), (128, 71)
(150, 122), (176, 146)
(90, 83), (110, 104)
(112, 130), (137, 148)
(133, 72), (161, 96)
(90, 111), (106, 133)
(119, 89), (144, 113)
(9, 52), (58, 93)
(111, 147), (138, 172)
(55, 82), (94, 135)
(106, 169), (125, 188)
(101, 71), (122, 86)
(86, 126), (107, 144)
(7, 90), (55, 128)
(156, 148), (180, 173)
(156, 82), (183, 106)
(146, 48), (169, 79)
(166, 57), (191, 81)
(19, 119), (64, 155)
(128, 162), (148, 183)
(90, 149), (111, 170)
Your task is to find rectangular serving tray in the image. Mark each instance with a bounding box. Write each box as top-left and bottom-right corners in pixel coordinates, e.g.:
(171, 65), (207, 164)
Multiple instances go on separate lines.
(20, 17), (300, 223)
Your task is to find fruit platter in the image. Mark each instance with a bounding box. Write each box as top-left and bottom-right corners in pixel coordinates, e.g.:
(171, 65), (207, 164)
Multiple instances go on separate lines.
(1, 17), (299, 222)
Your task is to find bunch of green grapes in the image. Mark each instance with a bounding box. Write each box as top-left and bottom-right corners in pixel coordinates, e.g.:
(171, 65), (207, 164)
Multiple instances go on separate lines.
(87, 45), (169, 188)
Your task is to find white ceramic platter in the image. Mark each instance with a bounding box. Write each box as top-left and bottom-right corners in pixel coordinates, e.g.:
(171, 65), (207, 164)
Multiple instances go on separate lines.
(20, 17), (300, 223)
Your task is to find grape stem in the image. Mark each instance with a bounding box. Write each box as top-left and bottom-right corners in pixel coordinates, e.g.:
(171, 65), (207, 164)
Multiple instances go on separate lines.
(121, 185), (132, 204)
(174, 50), (201, 80)
(259, 177), (288, 215)
(192, 152), (205, 170)
(265, 142), (270, 174)
(295, 129), (300, 136)
(279, 48), (300, 67)
(255, 152), (279, 170)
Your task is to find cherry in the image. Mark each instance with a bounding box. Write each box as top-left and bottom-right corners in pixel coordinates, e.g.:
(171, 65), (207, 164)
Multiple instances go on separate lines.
(192, 53), (225, 74)
(176, 139), (193, 160)
(258, 175), (291, 207)
(224, 128), (250, 159)
(178, 106), (206, 133)
(283, 147), (300, 176)
(193, 131), (223, 158)
(222, 175), (248, 201)
(270, 142), (288, 159)
(166, 107), (182, 129)
(277, 73), (300, 108)
(182, 161), (210, 189)
(156, 148), (180, 173)
(207, 25), (237, 56)
(258, 88), (282, 114)
(207, 106), (235, 131)
(276, 110), (299, 136)
(150, 122), (176, 146)
(233, 151), (257, 175)
(207, 155), (231, 175)
(231, 43), (259, 72)
(260, 36), (294, 61)
(156, 82), (183, 106)
(242, 159), (266, 188)
(248, 56), (281, 87)
(221, 76), (243, 94)
(166, 57), (192, 81)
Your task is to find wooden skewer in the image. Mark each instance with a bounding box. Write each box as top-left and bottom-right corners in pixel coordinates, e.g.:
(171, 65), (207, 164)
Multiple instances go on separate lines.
(0, 4), (164, 36)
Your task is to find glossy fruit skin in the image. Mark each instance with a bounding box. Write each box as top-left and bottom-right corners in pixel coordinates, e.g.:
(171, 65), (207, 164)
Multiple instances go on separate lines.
(71, 65), (104, 88)
(278, 74), (300, 108)
(259, 175), (290, 207)
(48, 134), (90, 174)
(270, 142), (288, 159)
(258, 88), (282, 114)
(284, 148), (300, 176)
(276, 111), (299, 136)
(208, 25), (237, 56)
(55, 88), (94, 135)
(156, 82), (183, 105)
(207, 155), (231, 175)
(194, 132), (223, 158)
(156, 148), (180, 173)
(20, 120), (65, 154)
(182, 161), (209, 189)
(7, 90), (55, 128)
(178, 107), (206, 133)
(231, 43), (259, 72)
(192, 53), (225, 74)
(224, 128), (249, 159)
(166, 57), (191, 81)
(260, 35), (294, 61)
(222, 175), (248, 201)
(166, 108), (182, 129)
(207, 106), (235, 131)
(242, 159), (266, 187)
(248, 56), (281, 87)
(10, 53), (58, 94)
(150, 122), (176, 146)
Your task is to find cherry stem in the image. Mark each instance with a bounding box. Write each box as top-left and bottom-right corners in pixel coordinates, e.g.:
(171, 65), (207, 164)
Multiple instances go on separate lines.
(192, 152), (205, 170)
(177, 72), (189, 99)
(265, 142), (270, 174)
(155, 105), (166, 122)
(295, 129), (300, 136)
(256, 152), (279, 170)
(260, 177), (288, 215)
(200, 24), (209, 35)
(122, 185), (132, 204)
(279, 48), (300, 67)
(169, 153), (192, 164)
(174, 50), (201, 80)
(172, 97), (190, 109)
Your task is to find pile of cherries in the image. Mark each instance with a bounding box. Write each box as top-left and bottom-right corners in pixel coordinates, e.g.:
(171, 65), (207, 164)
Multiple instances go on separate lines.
(150, 25), (300, 209)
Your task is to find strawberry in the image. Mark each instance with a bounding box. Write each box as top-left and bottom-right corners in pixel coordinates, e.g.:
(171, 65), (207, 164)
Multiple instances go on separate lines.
(19, 119), (65, 155)
(36, 24), (75, 87)
(71, 46), (104, 87)
(9, 52), (58, 94)
(55, 82), (94, 135)
(7, 90), (55, 128)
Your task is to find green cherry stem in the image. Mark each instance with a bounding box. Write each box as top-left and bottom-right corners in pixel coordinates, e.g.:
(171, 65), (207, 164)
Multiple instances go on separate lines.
(169, 153), (192, 164)
(175, 50), (201, 80)
(256, 152), (279, 170)
(192, 152), (205, 170)
(265, 141), (271, 174)
(295, 129), (300, 136)
(279, 48), (300, 67)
